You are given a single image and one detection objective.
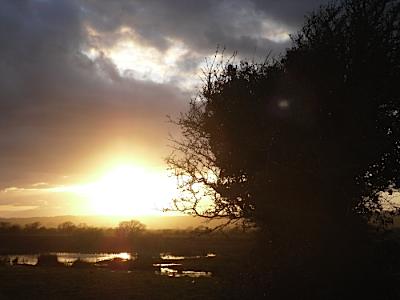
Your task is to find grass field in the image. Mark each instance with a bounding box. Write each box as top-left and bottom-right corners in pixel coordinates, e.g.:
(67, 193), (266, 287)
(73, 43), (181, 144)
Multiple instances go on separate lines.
(0, 266), (223, 300)
(0, 230), (254, 299)
(1, 230), (399, 299)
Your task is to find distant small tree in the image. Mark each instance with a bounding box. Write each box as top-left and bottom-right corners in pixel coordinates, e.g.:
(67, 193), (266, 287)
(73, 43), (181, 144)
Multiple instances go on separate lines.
(116, 220), (146, 237)
(57, 221), (77, 233)
(77, 223), (88, 229)
(24, 222), (42, 232)
(8, 224), (21, 233)
(0, 222), (11, 232)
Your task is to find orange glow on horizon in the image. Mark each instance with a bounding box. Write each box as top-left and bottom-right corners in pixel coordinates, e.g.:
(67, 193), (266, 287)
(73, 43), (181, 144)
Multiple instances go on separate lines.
(74, 164), (178, 216)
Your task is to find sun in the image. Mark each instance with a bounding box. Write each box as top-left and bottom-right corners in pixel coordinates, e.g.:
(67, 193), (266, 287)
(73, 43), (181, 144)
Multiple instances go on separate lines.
(78, 165), (176, 216)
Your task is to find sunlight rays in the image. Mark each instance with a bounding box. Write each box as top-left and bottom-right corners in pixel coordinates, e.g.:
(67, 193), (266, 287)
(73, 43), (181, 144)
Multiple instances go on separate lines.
(1, 164), (179, 217)
(75, 164), (177, 216)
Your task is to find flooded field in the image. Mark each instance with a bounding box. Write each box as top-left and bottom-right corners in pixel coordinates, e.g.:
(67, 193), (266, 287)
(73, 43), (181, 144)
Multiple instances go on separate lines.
(0, 252), (217, 278)
(1, 252), (132, 266)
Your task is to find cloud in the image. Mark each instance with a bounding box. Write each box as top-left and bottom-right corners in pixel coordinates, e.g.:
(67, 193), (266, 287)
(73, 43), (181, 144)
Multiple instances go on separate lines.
(0, 0), (187, 186)
(0, 205), (39, 212)
(81, 0), (294, 59)
(0, 0), (327, 215)
(251, 0), (331, 27)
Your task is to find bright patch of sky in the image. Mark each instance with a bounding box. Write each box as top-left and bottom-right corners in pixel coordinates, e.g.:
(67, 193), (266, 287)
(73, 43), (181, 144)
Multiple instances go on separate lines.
(82, 17), (290, 91)
(82, 25), (199, 90)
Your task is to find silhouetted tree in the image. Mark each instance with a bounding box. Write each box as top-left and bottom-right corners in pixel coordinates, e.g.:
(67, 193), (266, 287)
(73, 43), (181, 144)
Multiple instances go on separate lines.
(168, 1), (400, 296)
(285, 0), (400, 221)
(24, 222), (43, 233)
(57, 221), (77, 233)
(116, 220), (146, 238)
(168, 0), (400, 248)
(0, 222), (11, 233)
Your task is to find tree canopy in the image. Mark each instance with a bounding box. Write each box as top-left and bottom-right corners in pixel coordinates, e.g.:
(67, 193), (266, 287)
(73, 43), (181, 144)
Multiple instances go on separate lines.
(167, 0), (400, 238)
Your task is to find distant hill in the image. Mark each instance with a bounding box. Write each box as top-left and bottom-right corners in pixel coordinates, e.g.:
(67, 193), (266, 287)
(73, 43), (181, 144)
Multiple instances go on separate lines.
(0, 214), (223, 229)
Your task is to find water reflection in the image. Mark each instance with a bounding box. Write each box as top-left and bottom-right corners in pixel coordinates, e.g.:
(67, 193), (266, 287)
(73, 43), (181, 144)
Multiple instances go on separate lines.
(155, 252), (216, 278)
(153, 263), (182, 267)
(6, 254), (38, 266)
(55, 252), (132, 266)
(160, 253), (216, 260)
(0, 251), (215, 278)
(156, 267), (212, 278)
(0, 252), (132, 266)
(160, 253), (185, 260)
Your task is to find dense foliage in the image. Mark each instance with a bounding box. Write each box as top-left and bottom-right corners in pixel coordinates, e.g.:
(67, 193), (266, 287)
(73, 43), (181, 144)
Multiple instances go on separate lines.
(168, 0), (400, 238)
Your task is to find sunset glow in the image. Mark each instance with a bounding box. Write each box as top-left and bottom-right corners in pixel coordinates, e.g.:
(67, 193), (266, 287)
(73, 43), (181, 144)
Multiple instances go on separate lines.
(0, 162), (179, 217)
(77, 165), (177, 216)
(0, 0), (299, 219)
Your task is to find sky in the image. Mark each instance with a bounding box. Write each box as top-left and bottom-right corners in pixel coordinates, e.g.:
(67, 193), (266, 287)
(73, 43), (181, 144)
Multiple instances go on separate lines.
(0, 0), (328, 218)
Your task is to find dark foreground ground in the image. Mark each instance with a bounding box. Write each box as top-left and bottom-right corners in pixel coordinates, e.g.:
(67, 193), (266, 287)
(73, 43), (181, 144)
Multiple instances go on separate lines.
(1, 229), (400, 299)
(0, 232), (250, 300)
(0, 266), (222, 300)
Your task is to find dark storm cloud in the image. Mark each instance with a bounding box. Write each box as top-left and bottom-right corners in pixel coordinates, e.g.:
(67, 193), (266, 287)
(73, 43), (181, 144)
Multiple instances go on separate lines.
(0, 0), (184, 188)
(0, 0), (327, 213)
(252, 0), (331, 28)
(81, 0), (330, 60)
(82, 0), (292, 59)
